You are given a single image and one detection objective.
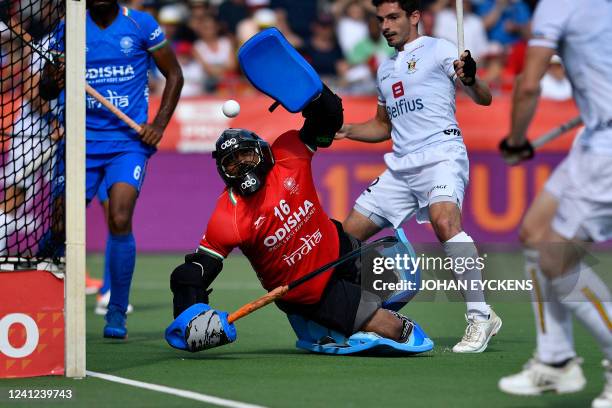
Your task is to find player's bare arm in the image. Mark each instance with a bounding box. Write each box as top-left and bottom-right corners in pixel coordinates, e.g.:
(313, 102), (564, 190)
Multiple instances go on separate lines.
(453, 50), (492, 106)
(335, 104), (392, 143)
(499, 46), (555, 163)
(140, 45), (183, 146)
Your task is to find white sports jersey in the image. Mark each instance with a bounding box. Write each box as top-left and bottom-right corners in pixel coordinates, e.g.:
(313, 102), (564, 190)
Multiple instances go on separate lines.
(376, 36), (461, 156)
(530, 0), (612, 153)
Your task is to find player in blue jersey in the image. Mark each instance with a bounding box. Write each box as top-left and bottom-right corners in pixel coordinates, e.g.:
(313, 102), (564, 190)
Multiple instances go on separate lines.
(40, 0), (184, 339)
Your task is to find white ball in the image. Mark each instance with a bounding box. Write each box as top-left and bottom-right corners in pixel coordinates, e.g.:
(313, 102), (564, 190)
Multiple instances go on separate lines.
(222, 99), (240, 118)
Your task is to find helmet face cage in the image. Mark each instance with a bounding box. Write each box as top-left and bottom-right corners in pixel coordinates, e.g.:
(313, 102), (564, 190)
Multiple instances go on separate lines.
(219, 144), (262, 179)
(213, 129), (274, 196)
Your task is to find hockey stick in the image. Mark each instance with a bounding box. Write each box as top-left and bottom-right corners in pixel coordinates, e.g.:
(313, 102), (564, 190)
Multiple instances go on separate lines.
(456, 0), (464, 56)
(5, 17), (142, 133)
(531, 116), (582, 149)
(503, 116), (583, 165)
(226, 236), (398, 323)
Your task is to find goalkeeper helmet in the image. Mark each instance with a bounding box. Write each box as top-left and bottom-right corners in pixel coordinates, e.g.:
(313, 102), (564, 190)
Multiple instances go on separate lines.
(213, 128), (274, 196)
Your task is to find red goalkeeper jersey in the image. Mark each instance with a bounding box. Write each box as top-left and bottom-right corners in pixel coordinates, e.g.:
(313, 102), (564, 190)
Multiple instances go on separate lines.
(199, 131), (340, 304)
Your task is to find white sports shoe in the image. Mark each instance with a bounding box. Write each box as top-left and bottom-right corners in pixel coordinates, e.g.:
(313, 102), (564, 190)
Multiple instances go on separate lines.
(499, 357), (586, 395)
(452, 309), (502, 353)
(95, 291), (134, 315)
(593, 360), (612, 408)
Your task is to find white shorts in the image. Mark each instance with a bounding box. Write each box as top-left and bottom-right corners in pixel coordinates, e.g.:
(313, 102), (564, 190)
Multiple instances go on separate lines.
(355, 143), (469, 228)
(545, 145), (612, 242)
(1, 136), (52, 189)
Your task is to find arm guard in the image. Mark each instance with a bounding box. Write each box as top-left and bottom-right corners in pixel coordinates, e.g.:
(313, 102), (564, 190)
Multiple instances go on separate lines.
(299, 84), (344, 149)
(170, 251), (223, 318)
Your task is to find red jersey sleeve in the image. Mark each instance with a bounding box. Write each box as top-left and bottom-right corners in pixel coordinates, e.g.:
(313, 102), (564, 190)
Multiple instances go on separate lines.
(272, 130), (315, 162)
(198, 190), (242, 260)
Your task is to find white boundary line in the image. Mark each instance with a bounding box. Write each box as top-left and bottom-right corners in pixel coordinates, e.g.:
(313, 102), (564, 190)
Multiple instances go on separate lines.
(86, 371), (267, 408)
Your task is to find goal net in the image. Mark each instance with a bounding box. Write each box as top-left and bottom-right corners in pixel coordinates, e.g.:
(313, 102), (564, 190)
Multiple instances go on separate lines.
(0, 0), (86, 378)
(0, 0), (65, 264)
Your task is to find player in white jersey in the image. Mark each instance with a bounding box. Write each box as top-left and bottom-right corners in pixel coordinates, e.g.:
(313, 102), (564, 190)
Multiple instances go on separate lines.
(335, 0), (500, 353)
(498, 0), (612, 405)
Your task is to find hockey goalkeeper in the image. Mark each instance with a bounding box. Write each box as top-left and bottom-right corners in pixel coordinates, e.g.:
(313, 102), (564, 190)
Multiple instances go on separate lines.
(165, 29), (431, 355)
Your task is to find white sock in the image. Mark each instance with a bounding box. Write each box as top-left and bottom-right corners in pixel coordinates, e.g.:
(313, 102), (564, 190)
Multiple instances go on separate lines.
(524, 249), (576, 364)
(443, 231), (490, 321)
(550, 261), (612, 361)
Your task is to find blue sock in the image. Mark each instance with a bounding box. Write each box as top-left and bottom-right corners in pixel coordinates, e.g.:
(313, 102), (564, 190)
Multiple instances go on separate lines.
(99, 234), (112, 295)
(108, 233), (136, 315)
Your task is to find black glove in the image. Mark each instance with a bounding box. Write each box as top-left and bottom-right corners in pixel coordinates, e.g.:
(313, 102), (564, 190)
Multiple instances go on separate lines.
(459, 50), (477, 86)
(499, 137), (534, 165)
(300, 84), (344, 148)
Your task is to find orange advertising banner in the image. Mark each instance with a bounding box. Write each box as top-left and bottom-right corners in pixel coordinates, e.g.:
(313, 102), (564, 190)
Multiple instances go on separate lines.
(151, 94), (579, 153)
(0, 271), (64, 378)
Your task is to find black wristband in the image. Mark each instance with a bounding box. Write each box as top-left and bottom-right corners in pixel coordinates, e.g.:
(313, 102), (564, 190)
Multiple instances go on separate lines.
(499, 138), (534, 159)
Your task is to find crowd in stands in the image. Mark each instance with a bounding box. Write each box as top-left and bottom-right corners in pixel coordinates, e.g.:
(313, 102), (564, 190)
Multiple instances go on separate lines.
(1, 0), (573, 101)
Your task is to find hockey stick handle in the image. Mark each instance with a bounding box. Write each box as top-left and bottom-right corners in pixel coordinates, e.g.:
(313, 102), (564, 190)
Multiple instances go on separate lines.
(8, 17), (142, 134)
(227, 285), (288, 323)
(456, 0), (465, 56)
(85, 84), (143, 133)
(227, 236), (398, 324)
(531, 116), (582, 149)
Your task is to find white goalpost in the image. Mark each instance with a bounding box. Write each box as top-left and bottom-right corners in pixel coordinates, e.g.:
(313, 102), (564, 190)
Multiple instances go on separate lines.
(64, 0), (86, 378)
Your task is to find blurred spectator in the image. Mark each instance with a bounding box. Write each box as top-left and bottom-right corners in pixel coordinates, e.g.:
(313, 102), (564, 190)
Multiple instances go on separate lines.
(476, 42), (504, 90)
(274, 8), (304, 49)
(418, 0), (447, 36)
(158, 3), (186, 43)
(193, 15), (237, 93)
(434, 0), (489, 61)
(270, 0), (318, 42)
(540, 55), (572, 101)
(329, 0), (376, 19)
(175, 41), (205, 97)
(187, 0), (210, 34)
(236, 7), (302, 48)
(334, 2), (377, 94)
(302, 15), (347, 79)
(472, 0), (531, 47)
(218, 0), (249, 35)
(336, 1), (368, 57)
(346, 13), (394, 70)
(236, 7), (275, 45)
(0, 33), (23, 96)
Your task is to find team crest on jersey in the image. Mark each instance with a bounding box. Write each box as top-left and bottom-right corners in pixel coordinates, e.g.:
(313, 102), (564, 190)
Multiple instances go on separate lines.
(120, 36), (134, 55)
(283, 177), (299, 195)
(407, 56), (419, 74)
